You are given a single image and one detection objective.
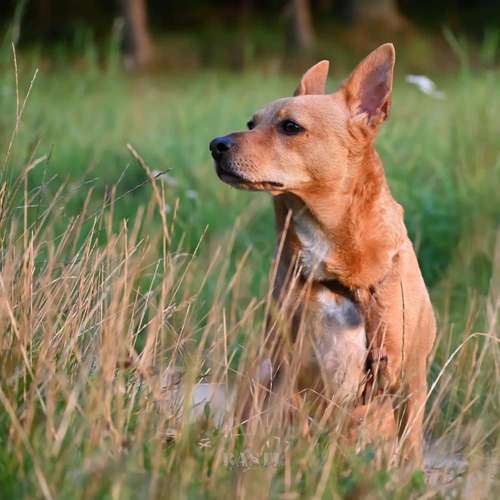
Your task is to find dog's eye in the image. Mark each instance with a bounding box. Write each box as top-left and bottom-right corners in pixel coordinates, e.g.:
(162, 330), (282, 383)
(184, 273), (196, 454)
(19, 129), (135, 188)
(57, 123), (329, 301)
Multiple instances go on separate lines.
(280, 119), (303, 135)
(246, 120), (255, 130)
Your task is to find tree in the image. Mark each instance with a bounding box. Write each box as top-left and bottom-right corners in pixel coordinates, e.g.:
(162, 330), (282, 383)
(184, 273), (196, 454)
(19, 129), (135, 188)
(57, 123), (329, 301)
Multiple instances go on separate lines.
(351, 0), (407, 31)
(285, 0), (315, 54)
(120, 0), (155, 69)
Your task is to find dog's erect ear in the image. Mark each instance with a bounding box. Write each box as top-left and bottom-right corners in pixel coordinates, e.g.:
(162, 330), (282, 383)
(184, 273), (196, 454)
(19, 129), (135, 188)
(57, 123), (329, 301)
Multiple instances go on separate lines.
(341, 44), (395, 127)
(294, 60), (330, 96)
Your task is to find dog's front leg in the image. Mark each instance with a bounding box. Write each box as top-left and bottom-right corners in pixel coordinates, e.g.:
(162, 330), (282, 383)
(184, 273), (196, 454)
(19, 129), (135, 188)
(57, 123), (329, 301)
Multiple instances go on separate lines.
(365, 328), (426, 464)
(237, 356), (274, 425)
(365, 288), (434, 465)
(362, 287), (404, 400)
(395, 358), (428, 464)
(238, 353), (295, 433)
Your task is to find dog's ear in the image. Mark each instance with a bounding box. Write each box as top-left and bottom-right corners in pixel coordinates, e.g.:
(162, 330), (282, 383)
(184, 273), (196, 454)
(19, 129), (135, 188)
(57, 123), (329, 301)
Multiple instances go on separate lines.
(341, 44), (395, 127)
(294, 60), (330, 96)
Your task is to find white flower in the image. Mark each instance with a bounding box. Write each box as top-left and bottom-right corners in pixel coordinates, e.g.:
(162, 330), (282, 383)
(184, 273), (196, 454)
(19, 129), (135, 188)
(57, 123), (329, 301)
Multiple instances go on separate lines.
(405, 75), (445, 99)
(152, 169), (177, 187)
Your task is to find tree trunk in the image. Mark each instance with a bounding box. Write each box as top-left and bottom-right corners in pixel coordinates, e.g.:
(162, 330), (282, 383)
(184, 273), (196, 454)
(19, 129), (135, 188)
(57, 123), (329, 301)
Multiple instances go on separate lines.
(120, 0), (154, 69)
(286, 0), (315, 53)
(351, 0), (407, 31)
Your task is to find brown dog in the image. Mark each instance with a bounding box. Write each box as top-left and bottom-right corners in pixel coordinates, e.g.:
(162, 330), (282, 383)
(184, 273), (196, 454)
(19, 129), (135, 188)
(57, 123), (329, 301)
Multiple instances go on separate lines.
(210, 44), (436, 463)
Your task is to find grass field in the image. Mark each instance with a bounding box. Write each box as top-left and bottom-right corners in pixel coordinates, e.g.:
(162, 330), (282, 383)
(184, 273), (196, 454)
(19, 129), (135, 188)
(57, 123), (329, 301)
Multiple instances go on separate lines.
(0, 40), (499, 498)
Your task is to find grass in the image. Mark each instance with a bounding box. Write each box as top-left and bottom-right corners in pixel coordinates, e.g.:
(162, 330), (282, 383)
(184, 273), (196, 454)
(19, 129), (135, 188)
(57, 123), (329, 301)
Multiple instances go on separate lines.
(0, 39), (499, 498)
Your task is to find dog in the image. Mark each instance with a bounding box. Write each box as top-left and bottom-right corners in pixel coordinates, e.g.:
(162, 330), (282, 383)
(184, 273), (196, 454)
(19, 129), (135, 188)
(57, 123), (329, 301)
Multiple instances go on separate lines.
(210, 44), (436, 463)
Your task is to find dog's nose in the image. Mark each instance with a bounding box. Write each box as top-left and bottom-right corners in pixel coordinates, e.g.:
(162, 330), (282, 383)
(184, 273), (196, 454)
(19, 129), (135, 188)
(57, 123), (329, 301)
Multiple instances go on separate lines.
(210, 136), (236, 159)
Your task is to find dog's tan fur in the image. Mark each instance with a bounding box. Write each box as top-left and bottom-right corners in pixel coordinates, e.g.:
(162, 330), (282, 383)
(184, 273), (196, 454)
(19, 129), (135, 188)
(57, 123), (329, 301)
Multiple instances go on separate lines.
(211, 44), (436, 463)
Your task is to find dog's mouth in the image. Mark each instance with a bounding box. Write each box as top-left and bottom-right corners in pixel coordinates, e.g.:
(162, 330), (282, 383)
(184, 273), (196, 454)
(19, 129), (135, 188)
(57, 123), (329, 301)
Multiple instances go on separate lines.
(215, 163), (284, 192)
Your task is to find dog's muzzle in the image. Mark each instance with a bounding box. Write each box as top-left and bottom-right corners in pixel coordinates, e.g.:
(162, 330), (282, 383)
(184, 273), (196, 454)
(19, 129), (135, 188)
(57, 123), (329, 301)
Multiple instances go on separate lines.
(209, 134), (284, 190)
(210, 134), (244, 183)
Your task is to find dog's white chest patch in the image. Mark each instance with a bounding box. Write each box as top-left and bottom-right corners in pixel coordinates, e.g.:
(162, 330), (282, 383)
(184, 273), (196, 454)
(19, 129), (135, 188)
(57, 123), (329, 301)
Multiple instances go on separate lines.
(310, 289), (367, 400)
(293, 211), (331, 280)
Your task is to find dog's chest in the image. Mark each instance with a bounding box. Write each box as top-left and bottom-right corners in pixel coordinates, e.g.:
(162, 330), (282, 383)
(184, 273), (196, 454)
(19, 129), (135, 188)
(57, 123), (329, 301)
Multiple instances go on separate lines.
(292, 210), (332, 280)
(298, 288), (367, 400)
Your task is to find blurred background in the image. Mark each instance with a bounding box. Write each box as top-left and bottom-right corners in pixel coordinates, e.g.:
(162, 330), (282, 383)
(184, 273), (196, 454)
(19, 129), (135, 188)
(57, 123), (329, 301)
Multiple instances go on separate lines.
(2, 1), (500, 72)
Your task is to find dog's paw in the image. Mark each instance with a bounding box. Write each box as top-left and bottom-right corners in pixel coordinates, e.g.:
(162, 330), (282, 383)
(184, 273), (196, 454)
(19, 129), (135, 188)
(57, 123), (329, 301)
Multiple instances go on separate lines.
(346, 398), (397, 448)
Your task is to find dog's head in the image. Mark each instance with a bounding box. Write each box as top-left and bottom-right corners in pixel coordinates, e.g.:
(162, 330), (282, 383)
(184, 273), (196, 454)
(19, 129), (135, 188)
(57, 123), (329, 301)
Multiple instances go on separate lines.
(210, 44), (395, 195)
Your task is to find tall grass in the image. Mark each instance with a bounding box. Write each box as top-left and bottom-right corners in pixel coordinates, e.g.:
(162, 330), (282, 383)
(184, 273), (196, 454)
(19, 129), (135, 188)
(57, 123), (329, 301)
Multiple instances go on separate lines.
(0, 43), (498, 498)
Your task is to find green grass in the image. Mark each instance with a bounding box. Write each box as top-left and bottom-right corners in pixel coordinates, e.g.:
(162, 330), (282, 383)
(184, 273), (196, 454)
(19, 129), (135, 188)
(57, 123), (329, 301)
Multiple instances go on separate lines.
(0, 42), (499, 498)
(3, 46), (498, 284)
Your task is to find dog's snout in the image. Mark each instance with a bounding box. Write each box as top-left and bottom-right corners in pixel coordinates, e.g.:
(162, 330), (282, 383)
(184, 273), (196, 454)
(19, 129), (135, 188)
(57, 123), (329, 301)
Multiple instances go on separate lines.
(210, 135), (236, 159)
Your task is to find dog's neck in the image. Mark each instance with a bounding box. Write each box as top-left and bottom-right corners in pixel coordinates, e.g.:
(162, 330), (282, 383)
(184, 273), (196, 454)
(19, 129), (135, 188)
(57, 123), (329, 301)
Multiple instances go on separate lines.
(275, 148), (406, 289)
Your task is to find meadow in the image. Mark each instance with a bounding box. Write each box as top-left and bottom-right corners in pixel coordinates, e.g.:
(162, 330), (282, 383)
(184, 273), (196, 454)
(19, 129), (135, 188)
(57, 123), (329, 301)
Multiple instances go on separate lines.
(0, 39), (499, 498)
